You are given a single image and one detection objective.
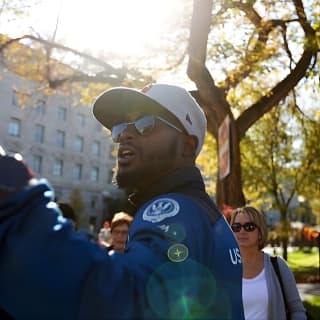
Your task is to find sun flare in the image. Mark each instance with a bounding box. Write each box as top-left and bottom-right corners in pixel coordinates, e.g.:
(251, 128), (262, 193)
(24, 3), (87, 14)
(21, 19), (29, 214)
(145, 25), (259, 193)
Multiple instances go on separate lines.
(30, 0), (184, 57)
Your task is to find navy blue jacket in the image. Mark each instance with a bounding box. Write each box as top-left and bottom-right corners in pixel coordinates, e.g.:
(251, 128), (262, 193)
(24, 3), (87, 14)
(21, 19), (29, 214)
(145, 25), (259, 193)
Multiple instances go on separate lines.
(0, 167), (244, 319)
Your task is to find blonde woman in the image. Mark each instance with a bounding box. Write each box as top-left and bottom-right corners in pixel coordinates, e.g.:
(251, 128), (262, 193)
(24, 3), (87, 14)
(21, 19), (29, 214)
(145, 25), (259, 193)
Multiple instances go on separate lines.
(230, 206), (306, 320)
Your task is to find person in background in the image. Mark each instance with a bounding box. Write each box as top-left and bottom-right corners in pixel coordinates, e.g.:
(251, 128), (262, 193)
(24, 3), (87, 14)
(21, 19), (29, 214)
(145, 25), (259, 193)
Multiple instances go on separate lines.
(57, 202), (78, 230)
(57, 202), (97, 241)
(230, 206), (307, 320)
(0, 83), (244, 319)
(98, 220), (112, 248)
(99, 212), (133, 253)
(109, 212), (133, 252)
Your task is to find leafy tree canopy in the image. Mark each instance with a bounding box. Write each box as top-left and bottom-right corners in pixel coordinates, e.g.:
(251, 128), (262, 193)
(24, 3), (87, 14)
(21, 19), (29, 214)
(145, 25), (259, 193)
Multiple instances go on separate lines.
(188, 0), (319, 208)
(242, 97), (320, 211)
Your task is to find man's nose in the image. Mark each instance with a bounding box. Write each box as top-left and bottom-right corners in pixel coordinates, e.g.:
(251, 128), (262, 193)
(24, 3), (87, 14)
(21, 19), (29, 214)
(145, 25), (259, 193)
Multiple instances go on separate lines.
(118, 123), (137, 142)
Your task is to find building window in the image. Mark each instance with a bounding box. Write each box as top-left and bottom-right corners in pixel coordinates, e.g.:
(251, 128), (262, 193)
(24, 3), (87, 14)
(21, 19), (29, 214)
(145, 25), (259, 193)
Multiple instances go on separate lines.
(74, 136), (84, 152)
(92, 141), (101, 156)
(35, 103), (46, 115)
(8, 118), (21, 137)
(58, 107), (67, 121)
(91, 196), (97, 209)
(73, 163), (82, 180)
(33, 124), (45, 143)
(77, 113), (85, 127)
(91, 167), (99, 182)
(53, 159), (63, 176)
(32, 155), (42, 174)
(56, 130), (65, 148)
(12, 91), (19, 107)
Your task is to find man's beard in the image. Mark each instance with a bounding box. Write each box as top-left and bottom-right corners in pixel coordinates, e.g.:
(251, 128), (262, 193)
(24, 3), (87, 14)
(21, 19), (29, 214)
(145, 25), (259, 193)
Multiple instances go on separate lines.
(115, 138), (179, 193)
(115, 167), (143, 193)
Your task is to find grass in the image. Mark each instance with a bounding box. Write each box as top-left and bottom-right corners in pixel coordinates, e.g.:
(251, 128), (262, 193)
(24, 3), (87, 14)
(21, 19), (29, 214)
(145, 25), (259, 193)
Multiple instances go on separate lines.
(303, 296), (320, 320)
(287, 248), (319, 283)
(287, 248), (319, 319)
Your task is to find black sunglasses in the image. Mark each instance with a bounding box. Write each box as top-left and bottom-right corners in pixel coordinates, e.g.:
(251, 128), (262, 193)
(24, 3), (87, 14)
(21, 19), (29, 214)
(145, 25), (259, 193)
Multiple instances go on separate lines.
(231, 222), (257, 233)
(111, 115), (183, 143)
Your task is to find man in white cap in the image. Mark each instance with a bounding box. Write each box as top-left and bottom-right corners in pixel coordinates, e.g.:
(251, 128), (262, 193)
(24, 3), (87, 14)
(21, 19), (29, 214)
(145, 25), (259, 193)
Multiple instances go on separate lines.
(93, 83), (244, 319)
(0, 84), (244, 320)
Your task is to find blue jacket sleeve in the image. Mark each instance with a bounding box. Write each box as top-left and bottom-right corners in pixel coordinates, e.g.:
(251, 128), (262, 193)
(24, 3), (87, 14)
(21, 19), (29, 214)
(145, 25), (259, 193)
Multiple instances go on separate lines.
(0, 184), (244, 319)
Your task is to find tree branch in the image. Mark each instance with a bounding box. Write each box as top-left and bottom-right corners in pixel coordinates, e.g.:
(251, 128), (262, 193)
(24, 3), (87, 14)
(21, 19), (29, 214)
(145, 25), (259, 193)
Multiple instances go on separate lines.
(236, 48), (315, 139)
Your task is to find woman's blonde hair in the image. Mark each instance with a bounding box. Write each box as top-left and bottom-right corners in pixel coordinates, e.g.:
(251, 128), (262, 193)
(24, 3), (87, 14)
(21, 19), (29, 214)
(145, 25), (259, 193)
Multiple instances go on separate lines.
(230, 206), (268, 249)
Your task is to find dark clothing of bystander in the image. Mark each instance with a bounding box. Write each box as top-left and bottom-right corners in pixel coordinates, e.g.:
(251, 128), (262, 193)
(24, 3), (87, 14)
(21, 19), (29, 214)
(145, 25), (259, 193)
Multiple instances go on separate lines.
(0, 167), (244, 319)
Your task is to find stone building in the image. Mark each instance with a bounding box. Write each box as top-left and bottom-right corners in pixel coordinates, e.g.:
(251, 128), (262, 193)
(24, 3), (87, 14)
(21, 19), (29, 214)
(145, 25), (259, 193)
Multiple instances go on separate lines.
(0, 67), (117, 231)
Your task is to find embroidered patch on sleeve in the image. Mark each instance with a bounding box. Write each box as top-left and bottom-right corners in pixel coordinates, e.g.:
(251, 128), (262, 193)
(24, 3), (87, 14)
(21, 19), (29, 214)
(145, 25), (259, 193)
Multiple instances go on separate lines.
(142, 198), (180, 223)
(167, 243), (189, 262)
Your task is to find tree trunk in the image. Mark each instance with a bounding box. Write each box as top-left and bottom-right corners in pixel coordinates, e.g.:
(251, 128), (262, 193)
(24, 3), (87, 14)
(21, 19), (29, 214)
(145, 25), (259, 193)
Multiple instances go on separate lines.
(282, 237), (288, 261)
(280, 210), (289, 261)
(216, 120), (245, 209)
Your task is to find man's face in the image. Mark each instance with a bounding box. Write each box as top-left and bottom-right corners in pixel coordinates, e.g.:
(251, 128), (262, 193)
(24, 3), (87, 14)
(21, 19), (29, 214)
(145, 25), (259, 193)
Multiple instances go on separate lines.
(114, 113), (185, 191)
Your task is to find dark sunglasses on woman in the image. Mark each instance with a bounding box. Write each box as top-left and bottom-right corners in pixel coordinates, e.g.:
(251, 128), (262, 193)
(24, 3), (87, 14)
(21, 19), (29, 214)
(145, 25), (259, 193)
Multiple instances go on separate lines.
(111, 115), (183, 143)
(231, 222), (257, 233)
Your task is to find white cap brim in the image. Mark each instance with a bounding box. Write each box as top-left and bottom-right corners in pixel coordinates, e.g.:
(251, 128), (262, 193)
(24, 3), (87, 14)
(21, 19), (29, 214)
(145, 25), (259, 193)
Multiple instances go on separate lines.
(92, 84), (207, 156)
(92, 87), (167, 130)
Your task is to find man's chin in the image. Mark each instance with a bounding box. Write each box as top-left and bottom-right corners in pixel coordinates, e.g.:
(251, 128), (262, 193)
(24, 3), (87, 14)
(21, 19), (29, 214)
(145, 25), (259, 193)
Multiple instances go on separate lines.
(115, 165), (156, 192)
(115, 171), (138, 191)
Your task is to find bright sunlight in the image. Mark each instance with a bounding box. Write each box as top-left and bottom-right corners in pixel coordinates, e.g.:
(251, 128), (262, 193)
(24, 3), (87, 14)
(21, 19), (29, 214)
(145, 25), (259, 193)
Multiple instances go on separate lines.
(18, 0), (185, 57)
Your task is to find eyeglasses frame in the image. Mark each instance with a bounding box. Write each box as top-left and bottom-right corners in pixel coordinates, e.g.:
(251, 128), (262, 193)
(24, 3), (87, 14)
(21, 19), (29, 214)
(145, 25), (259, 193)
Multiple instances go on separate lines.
(231, 222), (258, 233)
(111, 115), (184, 143)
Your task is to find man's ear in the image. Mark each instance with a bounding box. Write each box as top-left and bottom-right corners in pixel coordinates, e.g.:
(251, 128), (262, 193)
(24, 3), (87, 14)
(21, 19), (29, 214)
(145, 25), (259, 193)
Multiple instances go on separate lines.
(183, 135), (198, 157)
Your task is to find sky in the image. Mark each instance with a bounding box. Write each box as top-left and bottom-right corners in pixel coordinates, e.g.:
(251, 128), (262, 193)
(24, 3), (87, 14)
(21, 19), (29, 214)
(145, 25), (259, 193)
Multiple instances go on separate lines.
(8, 0), (192, 87)
(3, 0), (318, 95)
(3, 0), (187, 56)
(1, 0), (195, 87)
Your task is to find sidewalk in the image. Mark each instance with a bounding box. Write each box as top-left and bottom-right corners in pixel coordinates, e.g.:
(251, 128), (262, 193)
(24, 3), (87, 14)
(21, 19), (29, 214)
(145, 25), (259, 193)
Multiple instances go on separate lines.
(263, 245), (295, 255)
(297, 283), (320, 300)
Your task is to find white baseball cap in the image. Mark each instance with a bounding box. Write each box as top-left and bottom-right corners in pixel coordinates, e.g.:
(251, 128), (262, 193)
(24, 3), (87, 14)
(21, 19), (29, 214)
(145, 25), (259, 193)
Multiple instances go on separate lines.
(92, 83), (207, 156)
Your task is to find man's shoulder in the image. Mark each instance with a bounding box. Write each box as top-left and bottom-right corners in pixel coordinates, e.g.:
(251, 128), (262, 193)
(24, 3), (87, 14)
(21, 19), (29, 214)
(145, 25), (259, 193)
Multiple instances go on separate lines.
(139, 193), (221, 224)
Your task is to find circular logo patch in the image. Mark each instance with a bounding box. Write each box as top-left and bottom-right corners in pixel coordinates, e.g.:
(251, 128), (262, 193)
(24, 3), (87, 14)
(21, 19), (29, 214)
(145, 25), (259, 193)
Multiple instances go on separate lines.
(143, 198), (180, 223)
(167, 243), (189, 263)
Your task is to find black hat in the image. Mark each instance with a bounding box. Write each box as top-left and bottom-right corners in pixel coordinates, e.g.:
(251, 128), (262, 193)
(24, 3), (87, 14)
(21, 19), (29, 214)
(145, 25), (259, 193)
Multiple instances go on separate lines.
(0, 147), (34, 191)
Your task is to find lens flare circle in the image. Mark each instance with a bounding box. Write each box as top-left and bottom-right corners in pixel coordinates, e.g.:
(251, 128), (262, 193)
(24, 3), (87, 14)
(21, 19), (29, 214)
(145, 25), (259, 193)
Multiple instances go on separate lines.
(146, 259), (232, 319)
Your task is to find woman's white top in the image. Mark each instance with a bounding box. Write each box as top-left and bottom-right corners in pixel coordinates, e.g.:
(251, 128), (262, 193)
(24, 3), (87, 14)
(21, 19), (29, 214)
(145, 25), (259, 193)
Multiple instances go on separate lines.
(242, 268), (268, 320)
